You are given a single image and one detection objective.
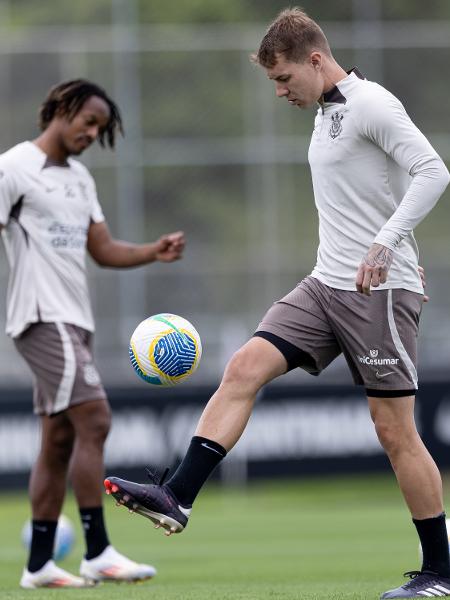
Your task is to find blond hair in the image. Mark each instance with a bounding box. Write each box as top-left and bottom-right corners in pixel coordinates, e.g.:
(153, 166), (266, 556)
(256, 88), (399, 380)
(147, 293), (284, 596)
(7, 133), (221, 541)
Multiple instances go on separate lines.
(253, 7), (331, 67)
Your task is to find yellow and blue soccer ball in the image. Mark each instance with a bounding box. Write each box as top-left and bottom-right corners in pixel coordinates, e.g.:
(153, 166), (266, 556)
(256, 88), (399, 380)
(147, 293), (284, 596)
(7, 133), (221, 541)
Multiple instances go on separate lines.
(129, 313), (202, 386)
(21, 515), (75, 561)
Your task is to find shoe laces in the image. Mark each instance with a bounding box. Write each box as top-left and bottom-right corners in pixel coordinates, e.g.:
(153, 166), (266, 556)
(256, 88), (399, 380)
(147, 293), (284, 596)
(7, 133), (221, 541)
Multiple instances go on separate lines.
(145, 467), (169, 486)
(403, 571), (422, 579)
(402, 570), (439, 590)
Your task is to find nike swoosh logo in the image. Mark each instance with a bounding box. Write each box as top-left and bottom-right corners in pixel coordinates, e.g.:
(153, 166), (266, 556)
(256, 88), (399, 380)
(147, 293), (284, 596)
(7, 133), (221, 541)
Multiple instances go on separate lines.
(201, 442), (224, 456)
(178, 505), (192, 517)
(375, 371), (395, 379)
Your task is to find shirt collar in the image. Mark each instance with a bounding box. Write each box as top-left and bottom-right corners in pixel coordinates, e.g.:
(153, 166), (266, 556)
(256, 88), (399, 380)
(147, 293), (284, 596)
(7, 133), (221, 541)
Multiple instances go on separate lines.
(321, 67), (365, 105)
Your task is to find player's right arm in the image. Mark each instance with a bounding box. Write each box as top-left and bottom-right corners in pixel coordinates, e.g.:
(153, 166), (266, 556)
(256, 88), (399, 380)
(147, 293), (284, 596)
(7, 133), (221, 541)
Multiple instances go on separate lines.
(418, 265), (429, 302)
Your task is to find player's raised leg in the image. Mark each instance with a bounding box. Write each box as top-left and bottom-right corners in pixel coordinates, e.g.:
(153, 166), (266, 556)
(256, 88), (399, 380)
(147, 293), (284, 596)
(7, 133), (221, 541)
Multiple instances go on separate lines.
(370, 395), (450, 598)
(104, 336), (288, 534)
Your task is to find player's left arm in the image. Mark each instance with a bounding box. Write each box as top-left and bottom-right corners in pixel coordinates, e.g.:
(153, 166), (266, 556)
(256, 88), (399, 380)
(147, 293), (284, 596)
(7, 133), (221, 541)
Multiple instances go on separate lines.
(356, 243), (393, 295)
(87, 221), (185, 268)
(355, 91), (450, 295)
(356, 254), (430, 300)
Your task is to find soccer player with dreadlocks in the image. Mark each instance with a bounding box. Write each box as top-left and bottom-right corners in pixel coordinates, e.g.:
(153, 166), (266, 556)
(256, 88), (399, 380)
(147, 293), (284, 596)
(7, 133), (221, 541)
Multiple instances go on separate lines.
(0, 79), (185, 588)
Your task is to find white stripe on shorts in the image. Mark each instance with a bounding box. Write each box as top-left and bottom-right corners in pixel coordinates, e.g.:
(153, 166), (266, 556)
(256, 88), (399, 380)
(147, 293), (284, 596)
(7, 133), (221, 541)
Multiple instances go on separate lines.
(53, 323), (77, 413)
(387, 289), (418, 389)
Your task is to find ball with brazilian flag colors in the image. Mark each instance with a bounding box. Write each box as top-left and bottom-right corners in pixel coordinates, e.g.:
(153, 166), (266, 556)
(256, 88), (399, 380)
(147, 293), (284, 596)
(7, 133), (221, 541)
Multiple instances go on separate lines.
(129, 313), (202, 386)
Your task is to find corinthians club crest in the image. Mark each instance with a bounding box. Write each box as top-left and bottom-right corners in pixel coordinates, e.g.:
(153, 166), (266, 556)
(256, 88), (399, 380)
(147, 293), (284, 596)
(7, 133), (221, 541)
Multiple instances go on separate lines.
(329, 111), (344, 139)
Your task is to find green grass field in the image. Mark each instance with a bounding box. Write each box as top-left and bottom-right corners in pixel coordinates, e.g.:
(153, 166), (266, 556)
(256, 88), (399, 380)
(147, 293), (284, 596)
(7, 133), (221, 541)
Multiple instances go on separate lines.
(0, 473), (435, 599)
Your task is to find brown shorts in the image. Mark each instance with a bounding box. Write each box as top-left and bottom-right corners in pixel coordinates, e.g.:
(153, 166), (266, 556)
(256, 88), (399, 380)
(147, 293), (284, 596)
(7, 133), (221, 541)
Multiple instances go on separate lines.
(14, 322), (107, 416)
(255, 276), (423, 396)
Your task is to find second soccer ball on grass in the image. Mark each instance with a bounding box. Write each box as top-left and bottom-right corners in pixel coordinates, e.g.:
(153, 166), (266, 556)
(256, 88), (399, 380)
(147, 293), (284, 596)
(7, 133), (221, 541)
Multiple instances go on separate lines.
(129, 313), (202, 386)
(22, 515), (75, 561)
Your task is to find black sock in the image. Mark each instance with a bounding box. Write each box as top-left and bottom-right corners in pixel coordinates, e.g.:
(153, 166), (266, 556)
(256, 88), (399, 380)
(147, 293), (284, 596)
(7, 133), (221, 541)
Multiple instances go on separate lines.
(166, 436), (227, 506)
(27, 520), (58, 572)
(80, 506), (110, 560)
(414, 512), (450, 577)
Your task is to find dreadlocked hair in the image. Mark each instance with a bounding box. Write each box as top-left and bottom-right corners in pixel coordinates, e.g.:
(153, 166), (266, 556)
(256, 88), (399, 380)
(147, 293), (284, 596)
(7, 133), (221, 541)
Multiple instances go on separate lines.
(38, 79), (123, 148)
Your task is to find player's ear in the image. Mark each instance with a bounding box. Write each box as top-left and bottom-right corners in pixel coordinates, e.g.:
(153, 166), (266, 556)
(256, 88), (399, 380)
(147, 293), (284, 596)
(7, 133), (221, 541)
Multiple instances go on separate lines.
(310, 52), (322, 70)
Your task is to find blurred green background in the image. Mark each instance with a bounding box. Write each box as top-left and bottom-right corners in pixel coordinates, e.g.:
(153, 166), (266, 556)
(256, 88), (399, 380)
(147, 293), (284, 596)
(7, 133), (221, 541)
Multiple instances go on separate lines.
(0, 0), (449, 387)
(1, 2), (449, 596)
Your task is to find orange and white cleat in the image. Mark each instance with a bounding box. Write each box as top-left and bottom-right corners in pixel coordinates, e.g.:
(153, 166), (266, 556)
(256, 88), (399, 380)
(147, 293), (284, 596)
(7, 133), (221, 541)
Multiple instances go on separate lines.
(79, 545), (156, 583)
(20, 560), (94, 588)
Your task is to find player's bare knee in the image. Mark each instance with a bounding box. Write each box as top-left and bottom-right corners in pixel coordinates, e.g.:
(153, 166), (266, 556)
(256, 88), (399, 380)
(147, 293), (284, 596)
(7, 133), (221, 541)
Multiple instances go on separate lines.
(373, 419), (404, 457)
(71, 400), (112, 444)
(221, 348), (264, 394)
(42, 428), (74, 465)
(86, 409), (111, 444)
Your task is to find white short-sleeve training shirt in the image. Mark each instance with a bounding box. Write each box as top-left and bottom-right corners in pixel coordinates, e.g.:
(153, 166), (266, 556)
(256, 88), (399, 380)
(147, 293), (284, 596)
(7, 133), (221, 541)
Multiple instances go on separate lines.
(308, 69), (450, 293)
(0, 141), (105, 338)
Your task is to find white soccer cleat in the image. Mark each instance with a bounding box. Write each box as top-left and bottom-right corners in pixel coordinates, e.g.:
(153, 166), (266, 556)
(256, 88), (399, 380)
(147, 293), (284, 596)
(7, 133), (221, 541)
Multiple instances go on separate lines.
(79, 545), (157, 583)
(20, 560), (93, 588)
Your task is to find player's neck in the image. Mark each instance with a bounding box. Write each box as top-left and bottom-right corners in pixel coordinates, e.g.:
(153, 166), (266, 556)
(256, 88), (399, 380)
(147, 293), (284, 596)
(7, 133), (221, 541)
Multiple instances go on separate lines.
(321, 61), (349, 95)
(33, 131), (70, 166)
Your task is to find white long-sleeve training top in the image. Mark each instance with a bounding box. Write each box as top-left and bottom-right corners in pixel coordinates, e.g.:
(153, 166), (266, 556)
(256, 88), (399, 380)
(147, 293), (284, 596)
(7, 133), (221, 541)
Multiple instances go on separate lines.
(308, 68), (450, 293)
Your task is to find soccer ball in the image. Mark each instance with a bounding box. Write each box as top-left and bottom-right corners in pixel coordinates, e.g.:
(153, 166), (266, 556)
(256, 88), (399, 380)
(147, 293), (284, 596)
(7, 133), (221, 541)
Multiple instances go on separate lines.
(418, 518), (450, 559)
(21, 514), (75, 561)
(129, 313), (202, 386)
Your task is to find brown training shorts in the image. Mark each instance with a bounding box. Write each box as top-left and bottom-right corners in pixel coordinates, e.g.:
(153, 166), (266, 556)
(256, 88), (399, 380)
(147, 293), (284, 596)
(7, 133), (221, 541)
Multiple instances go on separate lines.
(14, 322), (107, 416)
(255, 276), (423, 396)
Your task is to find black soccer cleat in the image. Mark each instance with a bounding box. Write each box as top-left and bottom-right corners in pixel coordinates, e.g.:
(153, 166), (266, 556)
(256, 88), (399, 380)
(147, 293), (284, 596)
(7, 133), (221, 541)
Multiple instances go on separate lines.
(381, 570), (450, 598)
(104, 469), (191, 536)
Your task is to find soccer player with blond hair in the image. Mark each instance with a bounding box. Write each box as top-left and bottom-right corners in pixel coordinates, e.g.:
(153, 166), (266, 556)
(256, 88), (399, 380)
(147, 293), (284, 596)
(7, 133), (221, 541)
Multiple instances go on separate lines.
(105, 9), (450, 598)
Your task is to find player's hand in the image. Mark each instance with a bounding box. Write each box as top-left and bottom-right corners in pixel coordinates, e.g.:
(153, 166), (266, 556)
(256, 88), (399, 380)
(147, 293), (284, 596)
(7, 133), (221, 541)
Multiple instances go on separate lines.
(154, 231), (185, 262)
(355, 243), (393, 296)
(418, 265), (429, 303)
